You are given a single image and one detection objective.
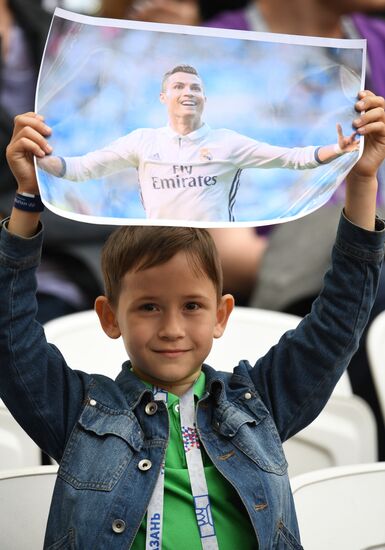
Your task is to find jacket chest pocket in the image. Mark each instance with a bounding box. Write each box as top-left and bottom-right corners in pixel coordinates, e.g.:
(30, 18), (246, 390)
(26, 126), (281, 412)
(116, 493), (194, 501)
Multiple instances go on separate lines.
(213, 400), (287, 475)
(59, 400), (143, 491)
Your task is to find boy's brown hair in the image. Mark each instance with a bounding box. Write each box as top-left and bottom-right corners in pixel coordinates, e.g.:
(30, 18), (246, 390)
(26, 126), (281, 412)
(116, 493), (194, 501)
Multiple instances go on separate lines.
(101, 226), (223, 306)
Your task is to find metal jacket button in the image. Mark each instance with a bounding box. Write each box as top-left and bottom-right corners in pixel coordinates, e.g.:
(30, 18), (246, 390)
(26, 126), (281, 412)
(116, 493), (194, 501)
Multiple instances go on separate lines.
(244, 392), (252, 400)
(138, 459), (152, 471)
(89, 399), (97, 406)
(112, 519), (126, 533)
(145, 402), (158, 415)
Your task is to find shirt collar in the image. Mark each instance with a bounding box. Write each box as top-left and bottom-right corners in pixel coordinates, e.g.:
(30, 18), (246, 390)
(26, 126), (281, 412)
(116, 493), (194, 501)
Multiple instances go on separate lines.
(163, 123), (210, 142)
(163, 372), (206, 408)
(115, 361), (225, 410)
(129, 367), (206, 408)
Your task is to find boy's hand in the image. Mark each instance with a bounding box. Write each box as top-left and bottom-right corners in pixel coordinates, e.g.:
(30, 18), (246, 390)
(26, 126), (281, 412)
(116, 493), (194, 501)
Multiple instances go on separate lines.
(6, 112), (52, 195)
(351, 91), (385, 179)
(344, 91), (385, 230)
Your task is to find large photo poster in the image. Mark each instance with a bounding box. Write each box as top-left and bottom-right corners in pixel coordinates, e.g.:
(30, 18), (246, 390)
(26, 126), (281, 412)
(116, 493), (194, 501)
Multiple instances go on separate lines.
(36, 8), (366, 226)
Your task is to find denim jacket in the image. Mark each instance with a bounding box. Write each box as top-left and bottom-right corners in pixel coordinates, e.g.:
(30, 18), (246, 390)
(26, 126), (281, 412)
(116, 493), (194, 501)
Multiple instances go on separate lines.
(0, 213), (384, 550)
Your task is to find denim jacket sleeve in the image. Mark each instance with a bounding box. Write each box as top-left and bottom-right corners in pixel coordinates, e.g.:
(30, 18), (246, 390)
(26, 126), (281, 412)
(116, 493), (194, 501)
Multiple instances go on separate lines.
(0, 219), (92, 462)
(247, 211), (385, 442)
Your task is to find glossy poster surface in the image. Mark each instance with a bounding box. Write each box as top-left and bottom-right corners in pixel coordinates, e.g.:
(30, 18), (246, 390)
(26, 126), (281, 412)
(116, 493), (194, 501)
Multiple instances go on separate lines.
(36, 8), (366, 227)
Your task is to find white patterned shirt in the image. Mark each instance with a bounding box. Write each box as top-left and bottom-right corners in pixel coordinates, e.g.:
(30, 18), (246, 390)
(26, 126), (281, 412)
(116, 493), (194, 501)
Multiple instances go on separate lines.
(62, 123), (321, 221)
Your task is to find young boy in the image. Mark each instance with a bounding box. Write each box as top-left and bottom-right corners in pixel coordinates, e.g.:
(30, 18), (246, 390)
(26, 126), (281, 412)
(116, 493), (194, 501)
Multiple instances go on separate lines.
(1, 91), (385, 549)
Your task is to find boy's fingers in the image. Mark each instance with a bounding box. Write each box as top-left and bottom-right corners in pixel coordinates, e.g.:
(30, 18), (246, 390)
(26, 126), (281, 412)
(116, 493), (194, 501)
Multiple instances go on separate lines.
(355, 120), (385, 137)
(7, 137), (46, 163)
(357, 90), (376, 101)
(14, 125), (53, 154)
(7, 130), (52, 161)
(356, 92), (385, 112)
(354, 106), (385, 133)
(14, 111), (40, 120)
(13, 113), (52, 137)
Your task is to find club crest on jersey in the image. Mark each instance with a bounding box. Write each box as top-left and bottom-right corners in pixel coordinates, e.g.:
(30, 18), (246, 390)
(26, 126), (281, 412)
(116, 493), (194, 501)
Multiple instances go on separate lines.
(199, 148), (213, 161)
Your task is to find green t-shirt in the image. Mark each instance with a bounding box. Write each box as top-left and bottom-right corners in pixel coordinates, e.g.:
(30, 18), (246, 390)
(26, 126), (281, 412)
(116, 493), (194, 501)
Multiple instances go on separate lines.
(132, 372), (257, 549)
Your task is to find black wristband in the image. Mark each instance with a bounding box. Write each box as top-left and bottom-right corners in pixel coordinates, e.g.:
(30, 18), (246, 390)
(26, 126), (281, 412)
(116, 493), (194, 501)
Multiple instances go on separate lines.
(14, 192), (45, 213)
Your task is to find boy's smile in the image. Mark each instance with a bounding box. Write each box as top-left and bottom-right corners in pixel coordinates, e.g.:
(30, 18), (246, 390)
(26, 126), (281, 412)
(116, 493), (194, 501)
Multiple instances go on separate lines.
(96, 251), (233, 395)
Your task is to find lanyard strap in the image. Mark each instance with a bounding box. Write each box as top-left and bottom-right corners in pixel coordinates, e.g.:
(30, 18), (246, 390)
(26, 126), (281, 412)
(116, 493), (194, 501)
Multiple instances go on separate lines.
(146, 387), (167, 550)
(179, 387), (218, 549)
(146, 386), (218, 550)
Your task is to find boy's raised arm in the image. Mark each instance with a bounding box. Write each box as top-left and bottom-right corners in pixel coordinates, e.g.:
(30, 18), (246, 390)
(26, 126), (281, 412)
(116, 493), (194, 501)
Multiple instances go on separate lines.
(6, 112), (52, 237)
(245, 91), (385, 441)
(345, 91), (385, 230)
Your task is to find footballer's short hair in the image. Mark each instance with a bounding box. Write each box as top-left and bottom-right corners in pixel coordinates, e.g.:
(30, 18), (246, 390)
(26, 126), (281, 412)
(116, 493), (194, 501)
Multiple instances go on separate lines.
(161, 64), (201, 91)
(101, 225), (223, 306)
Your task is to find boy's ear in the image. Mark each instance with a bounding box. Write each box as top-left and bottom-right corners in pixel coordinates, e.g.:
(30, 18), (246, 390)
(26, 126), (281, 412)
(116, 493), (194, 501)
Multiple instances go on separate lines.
(94, 296), (121, 340)
(214, 294), (234, 339)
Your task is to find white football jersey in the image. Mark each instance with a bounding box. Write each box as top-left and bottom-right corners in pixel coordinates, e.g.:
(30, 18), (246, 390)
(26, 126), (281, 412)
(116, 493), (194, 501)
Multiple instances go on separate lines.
(63, 124), (321, 221)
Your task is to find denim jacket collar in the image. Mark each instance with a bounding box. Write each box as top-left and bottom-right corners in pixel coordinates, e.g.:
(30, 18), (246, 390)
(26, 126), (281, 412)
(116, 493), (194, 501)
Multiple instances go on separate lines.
(109, 361), (233, 411)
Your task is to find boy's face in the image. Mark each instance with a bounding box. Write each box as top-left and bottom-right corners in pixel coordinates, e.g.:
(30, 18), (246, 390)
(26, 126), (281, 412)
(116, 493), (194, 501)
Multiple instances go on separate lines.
(96, 252), (233, 391)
